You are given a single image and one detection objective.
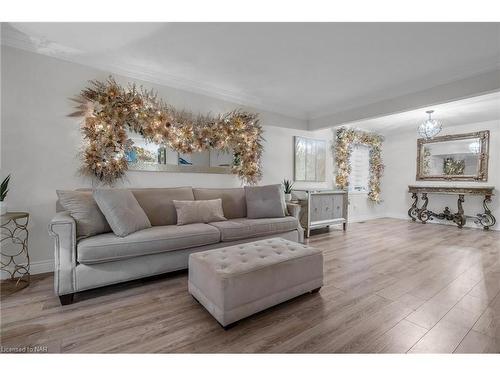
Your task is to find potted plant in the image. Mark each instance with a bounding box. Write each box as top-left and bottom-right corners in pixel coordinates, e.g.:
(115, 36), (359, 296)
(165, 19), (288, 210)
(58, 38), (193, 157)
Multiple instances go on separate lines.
(1, 174), (10, 215)
(282, 179), (294, 202)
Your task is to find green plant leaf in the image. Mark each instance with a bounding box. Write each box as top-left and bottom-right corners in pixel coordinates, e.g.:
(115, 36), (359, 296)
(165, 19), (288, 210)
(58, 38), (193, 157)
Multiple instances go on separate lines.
(1, 174), (11, 201)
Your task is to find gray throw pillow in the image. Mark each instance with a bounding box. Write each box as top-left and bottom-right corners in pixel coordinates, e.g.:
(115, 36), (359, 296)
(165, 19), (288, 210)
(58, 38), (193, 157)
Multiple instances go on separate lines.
(93, 189), (151, 237)
(56, 190), (111, 239)
(244, 184), (287, 219)
(173, 199), (227, 225)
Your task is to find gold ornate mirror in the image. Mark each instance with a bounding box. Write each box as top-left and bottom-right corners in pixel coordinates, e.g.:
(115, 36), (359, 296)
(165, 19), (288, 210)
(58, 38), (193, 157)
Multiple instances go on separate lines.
(416, 130), (489, 181)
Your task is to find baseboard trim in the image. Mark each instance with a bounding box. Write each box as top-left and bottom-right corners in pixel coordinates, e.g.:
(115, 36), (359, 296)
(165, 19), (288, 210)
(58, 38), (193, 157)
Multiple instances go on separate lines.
(0, 259), (53, 280)
(2, 214), (495, 280)
(30, 259), (54, 274)
(383, 212), (499, 231)
(349, 212), (499, 231)
(348, 214), (386, 223)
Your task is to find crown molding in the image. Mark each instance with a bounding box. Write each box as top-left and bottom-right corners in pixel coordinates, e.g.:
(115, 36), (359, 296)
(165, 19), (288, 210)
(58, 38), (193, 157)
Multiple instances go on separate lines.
(3, 23), (499, 128)
(1, 25), (308, 121)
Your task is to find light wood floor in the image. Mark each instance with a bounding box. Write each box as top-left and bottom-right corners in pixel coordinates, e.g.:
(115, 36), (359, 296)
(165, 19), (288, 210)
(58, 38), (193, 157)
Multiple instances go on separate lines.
(1, 218), (500, 353)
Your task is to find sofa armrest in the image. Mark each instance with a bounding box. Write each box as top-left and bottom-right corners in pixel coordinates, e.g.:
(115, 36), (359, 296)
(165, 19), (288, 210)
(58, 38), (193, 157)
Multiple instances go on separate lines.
(286, 202), (301, 219)
(48, 211), (77, 295)
(286, 203), (304, 243)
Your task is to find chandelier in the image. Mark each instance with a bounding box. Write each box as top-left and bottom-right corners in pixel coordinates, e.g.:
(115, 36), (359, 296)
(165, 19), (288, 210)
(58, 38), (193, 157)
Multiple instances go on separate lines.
(418, 110), (442, 139)
(469, 140), (481, 154)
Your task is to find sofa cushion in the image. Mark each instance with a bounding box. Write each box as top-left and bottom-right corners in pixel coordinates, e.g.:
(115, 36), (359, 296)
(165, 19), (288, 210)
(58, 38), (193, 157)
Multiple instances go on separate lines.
(94, 189), (151, 237)
(56, 190), (111, 239)
(77, 223), (221, 264)
(193, 188), (246, 219)
(208, 217), (298, 242)
(131, 187), (194, 226)
(244, 184), (287, 219)
(174, 199), (227, 225)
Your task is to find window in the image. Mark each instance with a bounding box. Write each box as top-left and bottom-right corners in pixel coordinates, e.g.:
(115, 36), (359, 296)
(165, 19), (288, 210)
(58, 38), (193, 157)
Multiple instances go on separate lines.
(348, 143), (370, 192)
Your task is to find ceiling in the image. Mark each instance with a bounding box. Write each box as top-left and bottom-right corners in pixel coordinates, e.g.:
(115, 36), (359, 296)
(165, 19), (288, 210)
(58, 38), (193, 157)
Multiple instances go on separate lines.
(346, 91), (500, 135)
(2, 22), (500, 126)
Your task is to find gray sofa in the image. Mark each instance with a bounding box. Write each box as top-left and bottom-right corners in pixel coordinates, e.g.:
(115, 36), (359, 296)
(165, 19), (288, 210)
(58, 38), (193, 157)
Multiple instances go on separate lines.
(49, 187), (303, 305)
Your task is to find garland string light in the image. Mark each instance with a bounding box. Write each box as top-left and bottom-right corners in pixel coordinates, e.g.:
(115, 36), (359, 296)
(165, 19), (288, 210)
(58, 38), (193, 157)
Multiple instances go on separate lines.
(333, 127), (385, 203)
(70, 77), (264, 185)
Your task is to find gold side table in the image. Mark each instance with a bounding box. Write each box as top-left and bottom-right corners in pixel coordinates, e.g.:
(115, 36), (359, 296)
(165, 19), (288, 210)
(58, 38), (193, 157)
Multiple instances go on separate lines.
(1, 212), (30, 295)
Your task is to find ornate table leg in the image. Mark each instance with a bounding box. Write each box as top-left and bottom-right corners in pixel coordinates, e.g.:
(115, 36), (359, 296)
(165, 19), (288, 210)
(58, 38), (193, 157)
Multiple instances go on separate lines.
(453, 194), (466, 228)
(475, 194), (496, 230)
(417, 193), (429, 223)
(408, 193), (419, 221)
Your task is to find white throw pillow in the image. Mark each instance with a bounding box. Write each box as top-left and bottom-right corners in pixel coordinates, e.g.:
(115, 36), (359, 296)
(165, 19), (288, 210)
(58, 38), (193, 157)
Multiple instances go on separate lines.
(173, 199), (227, 225)
(93, 189), (151, 237)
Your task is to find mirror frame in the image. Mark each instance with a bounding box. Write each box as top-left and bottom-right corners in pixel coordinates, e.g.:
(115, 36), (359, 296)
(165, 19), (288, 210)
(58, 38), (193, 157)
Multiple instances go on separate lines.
(416, 130), (490, 181)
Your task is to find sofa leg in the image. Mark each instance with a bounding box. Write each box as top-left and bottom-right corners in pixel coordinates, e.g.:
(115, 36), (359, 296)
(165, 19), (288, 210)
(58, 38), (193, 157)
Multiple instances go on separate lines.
(221, 322), (238, 330)
(59, 293), (74, 305)
(310, 287), (321, 294)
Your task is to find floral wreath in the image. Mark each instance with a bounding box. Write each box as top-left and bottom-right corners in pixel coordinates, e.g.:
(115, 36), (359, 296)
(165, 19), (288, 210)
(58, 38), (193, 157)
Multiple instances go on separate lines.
(333, 127), (385, 203)
(70, 77), (263, 185)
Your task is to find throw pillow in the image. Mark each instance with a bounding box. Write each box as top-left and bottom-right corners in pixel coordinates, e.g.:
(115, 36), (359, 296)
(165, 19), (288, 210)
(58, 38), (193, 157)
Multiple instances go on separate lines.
(56, 190), (111, 239)
(244, 184), (287, 219)
(93, 189), (151, 237)
(173, 199), (227, 225)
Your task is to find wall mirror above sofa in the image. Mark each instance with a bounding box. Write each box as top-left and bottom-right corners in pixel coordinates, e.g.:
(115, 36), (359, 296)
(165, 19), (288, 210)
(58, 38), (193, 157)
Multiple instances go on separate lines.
(416, 130), (490, 181)
(126, 130), (234, 174)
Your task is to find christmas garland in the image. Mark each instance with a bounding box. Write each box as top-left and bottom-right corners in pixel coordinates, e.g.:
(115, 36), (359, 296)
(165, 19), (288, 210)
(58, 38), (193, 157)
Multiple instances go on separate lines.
(333, 127), (385, 203)
(70, 77), (263, 185)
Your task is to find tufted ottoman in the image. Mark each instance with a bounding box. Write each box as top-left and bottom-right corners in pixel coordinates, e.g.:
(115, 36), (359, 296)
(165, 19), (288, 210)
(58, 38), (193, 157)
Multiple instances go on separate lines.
(188, 237), (323, 328)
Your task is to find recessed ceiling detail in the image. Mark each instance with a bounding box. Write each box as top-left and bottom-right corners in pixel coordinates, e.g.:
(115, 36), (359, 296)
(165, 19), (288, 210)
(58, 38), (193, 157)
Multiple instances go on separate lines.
(343, 92), (500, 135)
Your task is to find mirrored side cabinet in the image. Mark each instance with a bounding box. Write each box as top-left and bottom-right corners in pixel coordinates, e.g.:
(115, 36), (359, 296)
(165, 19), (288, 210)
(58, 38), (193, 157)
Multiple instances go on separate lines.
(293, 189), (348, 237)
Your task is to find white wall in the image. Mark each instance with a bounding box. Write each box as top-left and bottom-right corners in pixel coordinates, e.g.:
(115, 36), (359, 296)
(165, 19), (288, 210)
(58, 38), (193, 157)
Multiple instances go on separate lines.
(8, 44), (491, 276)
(259, 126), (333, 188)
(382, 120), (500, 230)
(0, 46), (334, 273)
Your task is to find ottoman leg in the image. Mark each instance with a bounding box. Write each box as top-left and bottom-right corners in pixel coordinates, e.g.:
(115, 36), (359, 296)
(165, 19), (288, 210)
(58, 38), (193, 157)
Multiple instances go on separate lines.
(310, 287), (321, 294)
(191, 294), (237, 330)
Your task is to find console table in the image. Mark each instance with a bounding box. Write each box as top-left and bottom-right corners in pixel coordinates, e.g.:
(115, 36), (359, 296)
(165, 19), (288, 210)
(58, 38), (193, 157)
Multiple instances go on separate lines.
(407, 186), (496, 230)
(293, 189), (348, 237)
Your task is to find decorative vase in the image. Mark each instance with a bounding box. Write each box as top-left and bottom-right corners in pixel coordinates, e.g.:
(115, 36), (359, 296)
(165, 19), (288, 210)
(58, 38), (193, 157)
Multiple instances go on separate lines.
(284, 193), (292, 202)
(0, 201), (6, 215)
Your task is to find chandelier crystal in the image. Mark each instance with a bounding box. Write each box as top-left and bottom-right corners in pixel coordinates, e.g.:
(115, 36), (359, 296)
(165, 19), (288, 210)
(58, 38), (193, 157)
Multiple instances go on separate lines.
(469, 140), (481, 154)
(418, 110), (442, 139)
